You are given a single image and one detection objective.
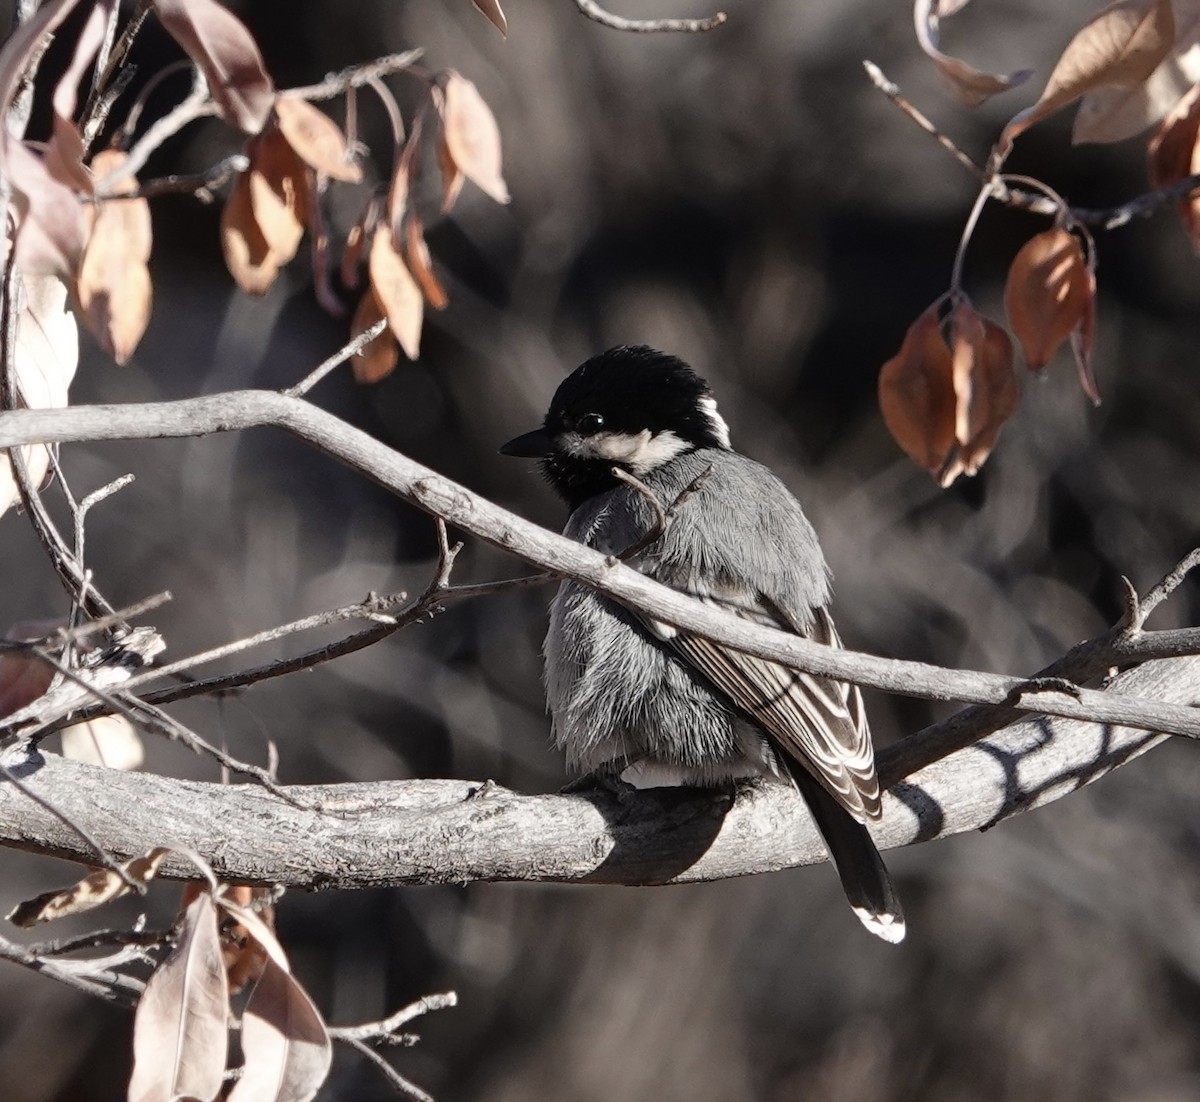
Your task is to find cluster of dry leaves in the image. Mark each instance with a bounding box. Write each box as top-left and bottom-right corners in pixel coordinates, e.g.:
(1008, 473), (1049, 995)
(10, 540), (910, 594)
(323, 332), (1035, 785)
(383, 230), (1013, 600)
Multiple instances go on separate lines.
(7, 848), (333, 1102)
(0, 2), (510, 1098)
(0, 0), (509, 523)
(880, 0), (1200, 484)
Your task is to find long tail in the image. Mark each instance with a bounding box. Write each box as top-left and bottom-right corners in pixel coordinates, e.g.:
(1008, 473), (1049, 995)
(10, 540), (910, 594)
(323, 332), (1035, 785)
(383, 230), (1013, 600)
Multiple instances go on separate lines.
(790, 767), (906, 944)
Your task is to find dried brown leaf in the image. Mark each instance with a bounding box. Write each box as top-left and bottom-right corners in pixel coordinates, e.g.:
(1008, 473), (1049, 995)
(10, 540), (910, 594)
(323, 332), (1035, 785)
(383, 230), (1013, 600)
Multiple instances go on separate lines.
(128, 891), (230, 1102)
(7, 141), (88, 278)
(249, 129), (309, 256)
(219, 898), (332, 1102)
(7, 847), (169, 927)
(1003, 0), (1176, 147)
(878, 304), (958, 479)
(61, 714), (145, 770)
(440, 72), (510, 205)
(0, 651), (52, 719)
(472, 0), (509, 34)
(368, 224), (423, 361)
(76, 150), (153, 364)
(222, 167), (279, 294)
(1075, 0), (1200, 142)
(152, 0), (275, 134)
(221, 131), (309, 295)
(405, 212), (449, 309)
(1004, 228), (1092, 370)
(913, 0), (1031, 106)
(387, 112), (422, 240)
(218, 885), (273, 995)
(1, 275), (78, 518)
(1149, 81), (1200, 245)
(275, 95), (362, 183)
(948, 300), (1018, 478)
(350, 288), (399, 383)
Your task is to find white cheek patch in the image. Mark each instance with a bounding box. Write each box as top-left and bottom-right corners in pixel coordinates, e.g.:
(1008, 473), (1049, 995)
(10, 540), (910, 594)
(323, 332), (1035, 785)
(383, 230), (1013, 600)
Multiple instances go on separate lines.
(571, 429), (691, 474)
(698, 395), (732, 448)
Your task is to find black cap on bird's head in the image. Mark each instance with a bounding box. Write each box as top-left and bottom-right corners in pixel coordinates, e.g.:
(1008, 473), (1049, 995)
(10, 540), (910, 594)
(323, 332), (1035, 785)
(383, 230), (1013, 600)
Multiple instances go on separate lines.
(500, 345), (731, 507)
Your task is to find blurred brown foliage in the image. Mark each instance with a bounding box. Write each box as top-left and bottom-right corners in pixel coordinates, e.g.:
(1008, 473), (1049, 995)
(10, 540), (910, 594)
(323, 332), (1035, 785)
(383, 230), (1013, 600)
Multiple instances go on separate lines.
(4, 0), (1200, 1099)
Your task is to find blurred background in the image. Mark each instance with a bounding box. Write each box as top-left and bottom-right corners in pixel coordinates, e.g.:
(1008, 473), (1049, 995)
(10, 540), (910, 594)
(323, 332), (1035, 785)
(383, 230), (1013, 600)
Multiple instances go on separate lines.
(4, 0), (1200, 1098)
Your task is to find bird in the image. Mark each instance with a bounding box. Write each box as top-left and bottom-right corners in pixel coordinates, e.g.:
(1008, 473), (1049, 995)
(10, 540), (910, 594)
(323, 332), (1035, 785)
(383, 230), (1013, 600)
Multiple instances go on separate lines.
(500, 344), (904, 943)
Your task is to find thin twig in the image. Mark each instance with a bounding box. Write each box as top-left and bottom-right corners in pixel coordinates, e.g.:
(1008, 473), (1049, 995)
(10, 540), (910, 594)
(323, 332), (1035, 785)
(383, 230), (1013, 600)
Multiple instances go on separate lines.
(862, 60), (987, 182)
(81, 0), (152, 129)
(97, 153), (249, 202)
(1, 253), (114, 621)
(610, 463), (713, 562)
(864, 60), (1200, 233)
(574, 0), (726, 32)
(336, 1036), (436, 1102)
(127, 573), (554, 707)
(285, 319), (388, 398)
(124, 698), (303, 808)
(100, 68), (218, 190)
(286, 50), (425, 103)
(0, 932), (141, 1005)
(330, 992), (458, 1043)
(1132, 548), (1200, 627)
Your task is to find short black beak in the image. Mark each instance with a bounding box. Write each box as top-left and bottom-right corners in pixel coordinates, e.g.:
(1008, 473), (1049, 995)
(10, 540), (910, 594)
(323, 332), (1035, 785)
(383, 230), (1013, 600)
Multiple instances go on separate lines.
(499, 428), (553, 457)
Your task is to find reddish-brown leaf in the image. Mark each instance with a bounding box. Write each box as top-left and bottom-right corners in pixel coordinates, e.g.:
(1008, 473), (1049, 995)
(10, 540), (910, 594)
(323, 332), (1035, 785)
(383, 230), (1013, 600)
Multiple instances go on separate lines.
(368, 225), (423, 361)
(222, 168), (279, 294)
(1002, 0), (1175, 149)
(76, 150), (153, 364)
(472, 0), (509, 35)
(0, 651), (52, 720)
(219, 898), (332, 1102)
(129, 891), (230, 1102)
(405, 212), (449, 309)
(1004, 228), (1092, 371)
(249, 128), (309, 256)
(7, 847), (169, 927)
(152, 0), (276, 134)
(1149, 81), (1200, 246)
(221, 130), (309, 295)
(350, 288), (399, 383)
(215, 885), (273, 995)
(878, 304), (958, 480)
(440, 72), (510, 205)
(275, 94), (362, 183)
(913, 0), (1031, 106)
(948, 300), (1018, 478)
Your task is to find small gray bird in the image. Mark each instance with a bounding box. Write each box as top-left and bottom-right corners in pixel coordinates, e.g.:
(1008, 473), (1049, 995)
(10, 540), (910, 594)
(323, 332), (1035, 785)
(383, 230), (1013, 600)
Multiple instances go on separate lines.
(501, 345), (904, 943)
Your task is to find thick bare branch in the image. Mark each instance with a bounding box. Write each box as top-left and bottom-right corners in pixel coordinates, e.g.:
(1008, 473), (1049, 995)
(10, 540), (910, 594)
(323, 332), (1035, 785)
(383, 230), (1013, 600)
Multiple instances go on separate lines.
(0, 654), (1193, 887)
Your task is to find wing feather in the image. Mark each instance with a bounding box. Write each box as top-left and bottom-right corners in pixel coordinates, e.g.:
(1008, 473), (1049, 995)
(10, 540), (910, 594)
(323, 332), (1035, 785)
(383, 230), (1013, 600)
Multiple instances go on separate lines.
(658, 599), (880, 822)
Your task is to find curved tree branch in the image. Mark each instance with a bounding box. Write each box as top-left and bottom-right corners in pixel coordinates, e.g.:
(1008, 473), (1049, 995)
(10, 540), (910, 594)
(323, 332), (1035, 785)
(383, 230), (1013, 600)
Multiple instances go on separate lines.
(0, 655), (1194, 887)
(2, 392), (1200, 762)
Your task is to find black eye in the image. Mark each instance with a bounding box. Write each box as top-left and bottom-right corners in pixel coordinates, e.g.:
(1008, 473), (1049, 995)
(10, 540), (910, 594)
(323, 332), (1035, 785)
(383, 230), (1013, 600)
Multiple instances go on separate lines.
(576, 412), (605, 435)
